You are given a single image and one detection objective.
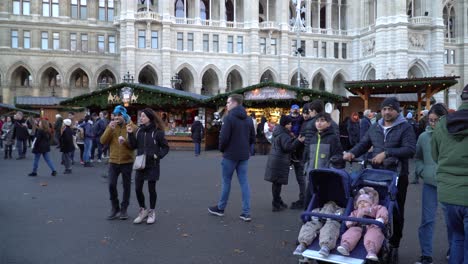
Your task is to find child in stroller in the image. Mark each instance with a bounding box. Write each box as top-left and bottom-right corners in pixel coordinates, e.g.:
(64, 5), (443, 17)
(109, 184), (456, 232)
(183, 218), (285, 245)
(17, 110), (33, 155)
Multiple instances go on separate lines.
(337, 186), (389, 261)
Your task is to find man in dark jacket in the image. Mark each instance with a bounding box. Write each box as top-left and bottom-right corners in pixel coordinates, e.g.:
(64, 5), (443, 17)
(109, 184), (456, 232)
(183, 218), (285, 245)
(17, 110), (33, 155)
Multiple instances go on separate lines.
(208, 94), (255, 222)
(13, 111), (29, 159)
(60, 119), (75, 174)
(431, 85), (468, 264)
(288, 104), (306, 210)
(190, 116), (204, 156)
(343, 97), (416, 264)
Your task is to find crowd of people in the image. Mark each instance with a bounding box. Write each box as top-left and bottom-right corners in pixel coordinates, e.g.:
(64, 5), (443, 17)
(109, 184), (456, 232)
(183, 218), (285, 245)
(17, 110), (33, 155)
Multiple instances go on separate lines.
(1, 85), (467, 263)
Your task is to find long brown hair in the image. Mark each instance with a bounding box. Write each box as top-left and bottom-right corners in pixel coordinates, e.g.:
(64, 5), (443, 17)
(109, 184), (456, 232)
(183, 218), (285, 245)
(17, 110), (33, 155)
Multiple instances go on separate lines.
(142, 108), (166, 131)
(38, 119), (50, 133)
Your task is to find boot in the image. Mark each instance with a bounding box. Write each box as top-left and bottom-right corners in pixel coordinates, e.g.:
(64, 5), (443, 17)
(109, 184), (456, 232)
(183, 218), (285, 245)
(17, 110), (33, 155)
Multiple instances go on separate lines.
(9, 150), (12, 159)
(119, 207), (128, 220)
(107, 206), (120, 220)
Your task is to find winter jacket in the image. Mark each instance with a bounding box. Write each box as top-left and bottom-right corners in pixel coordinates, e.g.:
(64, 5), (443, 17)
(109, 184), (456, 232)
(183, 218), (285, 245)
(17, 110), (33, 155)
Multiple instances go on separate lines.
(128, 123), (169, 181)
(54, 117), (63, 132)
(415, 126), (437, 186)
(60, 126), (75, 153)
(349, 114), (416, 177)
(190, 121), (204, 143)
(14, 119), (29, 140)
(305, 127), (344, 173)
(93, 118), (107, 138)
(347, 118), (361, 147)
(81, 121), (94, 139)
(432, 102), (468, 206)
(360, 117), (372, 140)
(2, 122), (14, 145)
(301, 115), (340, 161)
(256, 120), (268, 143)
(100, 121), (138, 164)
(32, 129), (51, 154)
(264, 125), (302, 185)
(219, 105), (255, 161)
(289, 114), (303, 137)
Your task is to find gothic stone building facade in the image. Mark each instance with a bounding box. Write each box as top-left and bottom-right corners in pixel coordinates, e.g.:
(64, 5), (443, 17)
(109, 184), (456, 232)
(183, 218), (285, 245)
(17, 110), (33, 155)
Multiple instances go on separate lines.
(0, 0), (467, 109)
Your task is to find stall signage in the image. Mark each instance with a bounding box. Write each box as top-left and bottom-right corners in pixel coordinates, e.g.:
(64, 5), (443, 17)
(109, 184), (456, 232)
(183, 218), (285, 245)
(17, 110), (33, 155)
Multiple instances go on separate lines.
(244, 87), (297, 100)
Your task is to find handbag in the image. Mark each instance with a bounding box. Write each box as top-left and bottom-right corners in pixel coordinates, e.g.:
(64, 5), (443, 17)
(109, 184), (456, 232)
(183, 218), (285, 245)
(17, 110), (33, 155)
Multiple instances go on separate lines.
(133, 154), (146, 170)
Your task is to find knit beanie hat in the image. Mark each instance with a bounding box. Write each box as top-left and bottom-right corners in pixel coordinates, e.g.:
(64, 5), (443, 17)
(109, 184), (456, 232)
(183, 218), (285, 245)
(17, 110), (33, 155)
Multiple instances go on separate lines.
(381, 97), (400, 112)
(354, 186), (379, 208)
(356, 193), (373, 208)
(462, 84), (468, 101)
(279, 115), (293, 127)
(112, 105), (130, 123)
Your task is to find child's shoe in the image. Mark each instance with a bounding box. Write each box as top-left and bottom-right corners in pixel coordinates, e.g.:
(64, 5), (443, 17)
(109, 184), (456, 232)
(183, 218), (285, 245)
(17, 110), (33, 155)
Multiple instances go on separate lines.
(366, 251), (378, 261)
(337, 244), (350, 256)
(318, 246), (330, 257)
(293, 243), (306, 255)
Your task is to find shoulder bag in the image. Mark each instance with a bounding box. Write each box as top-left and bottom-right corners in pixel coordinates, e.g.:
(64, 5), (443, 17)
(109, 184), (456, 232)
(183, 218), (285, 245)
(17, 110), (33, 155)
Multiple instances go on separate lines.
(133, 129), (146, 170)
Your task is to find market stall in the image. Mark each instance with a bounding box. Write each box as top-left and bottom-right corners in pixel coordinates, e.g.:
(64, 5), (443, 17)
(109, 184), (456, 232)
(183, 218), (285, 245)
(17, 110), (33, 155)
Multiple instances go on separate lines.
(59, 83), (210, 150)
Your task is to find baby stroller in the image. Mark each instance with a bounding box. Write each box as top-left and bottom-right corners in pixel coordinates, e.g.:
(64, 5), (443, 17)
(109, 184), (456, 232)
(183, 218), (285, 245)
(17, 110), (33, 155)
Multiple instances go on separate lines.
(297, 164), (398, 264)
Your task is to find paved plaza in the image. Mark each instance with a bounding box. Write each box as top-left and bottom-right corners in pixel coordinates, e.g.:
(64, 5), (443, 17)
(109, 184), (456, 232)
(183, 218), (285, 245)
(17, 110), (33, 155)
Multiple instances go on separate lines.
(0, 149), (450, 264)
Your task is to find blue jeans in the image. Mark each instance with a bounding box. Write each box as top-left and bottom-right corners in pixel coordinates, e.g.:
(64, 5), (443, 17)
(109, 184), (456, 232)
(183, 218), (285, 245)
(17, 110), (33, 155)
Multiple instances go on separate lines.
(442, 202), (468, 264)
(250, 143), (255, 156)
(194, 142), (201, 155)
(16, 139), (27, 157)
(32, 152), (56, 173)
(83, 138), (92, 162)
(217, 158), (250, 215)
(418, 184), (452, 257)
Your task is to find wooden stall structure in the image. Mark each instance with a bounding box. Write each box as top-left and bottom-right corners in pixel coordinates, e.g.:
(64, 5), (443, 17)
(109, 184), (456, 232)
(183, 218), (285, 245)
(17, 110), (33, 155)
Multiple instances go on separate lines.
(59, 83), (210, 150)
(14, 96), (80, 121)
(344, 76), (459, 119)
(0, 103), (40, 116)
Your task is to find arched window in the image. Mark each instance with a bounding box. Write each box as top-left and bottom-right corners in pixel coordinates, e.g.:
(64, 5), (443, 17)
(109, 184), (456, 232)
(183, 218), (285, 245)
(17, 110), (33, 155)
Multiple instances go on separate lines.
(226, 0), (234, 21)
(200, 0), (209, 20)
(175, 0), (184, 18)
(443, 2), (456, 39)
(12, 66), (32, 87)
(71, 69), (89, 88)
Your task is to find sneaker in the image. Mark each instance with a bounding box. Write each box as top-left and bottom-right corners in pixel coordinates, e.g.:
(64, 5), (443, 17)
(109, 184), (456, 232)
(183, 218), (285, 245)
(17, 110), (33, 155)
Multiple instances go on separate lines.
(80, 160), (85, 165)
(107, 207), (120, 220)
(51, 171), (57, 176)
(366, 252), (378, 261)
(119, 207), (128, 220)
(133, 208), (148, 224)
(290, 200), (304, 210)
(146, 209), (156, 224)
(97, 159), (102, 163)
(337, 245), (350, 256)
(28, 172), (37, 177)
(293, 244), (306, 255)
(208, 206), (224, 217)
(239, 213), (251, 222)
(415, 256), (433, 264)
(280, 201), (288, 209)
(63, 169), (72, 174)
(318, 246), (330, 257)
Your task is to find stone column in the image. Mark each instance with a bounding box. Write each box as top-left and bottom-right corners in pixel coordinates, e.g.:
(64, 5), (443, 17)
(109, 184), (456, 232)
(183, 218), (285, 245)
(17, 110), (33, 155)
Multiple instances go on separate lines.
(194, 0), (201, 24)
(161, 24), (172, 87)
(220, 1), (226, 26)
(326, 0), (332, 33)
(306, 0), (311, 31)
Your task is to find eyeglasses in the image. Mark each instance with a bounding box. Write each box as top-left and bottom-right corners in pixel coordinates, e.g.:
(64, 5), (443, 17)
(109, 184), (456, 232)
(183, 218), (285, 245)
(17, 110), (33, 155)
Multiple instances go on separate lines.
(428, 118), (439, 123)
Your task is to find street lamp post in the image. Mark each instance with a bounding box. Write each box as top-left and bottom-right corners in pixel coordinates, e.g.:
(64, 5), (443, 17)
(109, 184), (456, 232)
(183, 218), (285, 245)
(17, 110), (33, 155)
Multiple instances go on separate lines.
(293, 0), (305, 88)
(122, 71), (134, 83)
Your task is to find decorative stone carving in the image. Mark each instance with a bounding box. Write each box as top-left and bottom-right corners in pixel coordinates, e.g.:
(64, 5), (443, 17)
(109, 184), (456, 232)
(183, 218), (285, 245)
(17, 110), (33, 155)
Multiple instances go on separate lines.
(362, 38), (375, 56)
(409, 34), (426, 49)
(386, 68), (396, 79)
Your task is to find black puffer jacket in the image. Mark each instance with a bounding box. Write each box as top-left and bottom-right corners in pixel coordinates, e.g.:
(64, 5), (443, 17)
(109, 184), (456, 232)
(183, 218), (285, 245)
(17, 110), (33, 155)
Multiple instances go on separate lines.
(14, 119), (29, 140)
(32, 129), (51, 154)
(264, 125), (302, 185)
(301, 115), (339, 161)
(305, 127), (344, 173)
(349, 114), (416, 176)
(219, 105), (255, 161)
(128, 123), (170, 181)
(60, 126), (75, 153)
(190, 121), (204, 143)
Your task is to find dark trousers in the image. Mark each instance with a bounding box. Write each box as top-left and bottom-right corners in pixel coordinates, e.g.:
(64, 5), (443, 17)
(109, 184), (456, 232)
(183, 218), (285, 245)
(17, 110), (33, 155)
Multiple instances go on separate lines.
(272, 182), (283, 206)
(4, 145), (12, 158)
(389, 174), (409, 248)
(62, 151), (72, 170)
(16, 139), (27, 157)
(135, 178), (157, 209)
(78, 144), (84, 161)
(292, 161), (305, 202)
(108, 163), (133, 210)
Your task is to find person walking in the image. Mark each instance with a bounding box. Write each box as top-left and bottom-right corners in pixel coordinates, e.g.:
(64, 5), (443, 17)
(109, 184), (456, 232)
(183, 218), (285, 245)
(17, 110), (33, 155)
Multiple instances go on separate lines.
(431, 85), (468, 264)
(343, 97), (416, 264)
(54, 114), (63, 147)
(80, 115), (94, 167)
(264, 115), (304, 211)
(13, 111), (29, 159)
(414, 104), (451, 264)
(28, 119), (57, 177)
(2, 116), (14, 159)
(60, 119), (75, 174)
(289, 104), (306, 210)
(127, 108), (169, 224)
(208, 94), (256, 222)
(190, 116), (204, 156)
(100, 105), (138, 220)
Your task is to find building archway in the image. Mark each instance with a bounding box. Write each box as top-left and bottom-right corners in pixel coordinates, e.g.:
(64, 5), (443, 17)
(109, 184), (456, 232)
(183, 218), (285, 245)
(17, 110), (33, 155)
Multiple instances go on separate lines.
(226, 70), (243, 92)
(138, 65), (158, 85)
(97, 69), (116, 88)
(69, 69), (89, 97)
(11, 66), (33, 87)
(201, 69), (219, 95)
(312, 73), (326, 91)
(176, 67), (194, 92)
(40, 67), (61, 95)
(260, 69), (276, 83)
(290, 71), (309, 88)
(408, 65), (425, 78)
(332, 73), (347, 96)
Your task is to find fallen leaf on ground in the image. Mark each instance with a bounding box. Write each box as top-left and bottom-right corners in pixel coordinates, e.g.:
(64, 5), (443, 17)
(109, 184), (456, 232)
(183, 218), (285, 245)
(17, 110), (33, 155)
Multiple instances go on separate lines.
(40, 182), (48, 186)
